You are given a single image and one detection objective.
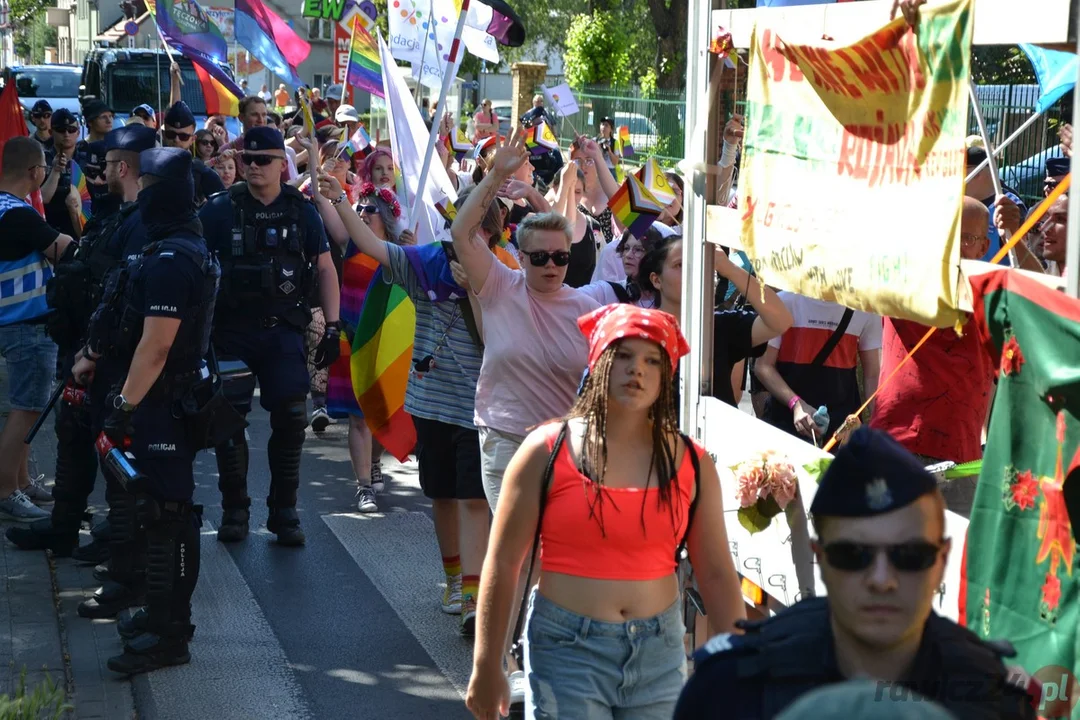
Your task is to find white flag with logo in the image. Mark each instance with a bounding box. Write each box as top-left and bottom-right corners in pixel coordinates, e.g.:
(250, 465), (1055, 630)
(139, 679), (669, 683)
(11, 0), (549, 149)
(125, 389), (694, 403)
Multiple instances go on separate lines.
(462, 2), (499, 63)
(410, 0), (461, 90)
(542, 83), (579, 116)
(387, 0), (424, 64)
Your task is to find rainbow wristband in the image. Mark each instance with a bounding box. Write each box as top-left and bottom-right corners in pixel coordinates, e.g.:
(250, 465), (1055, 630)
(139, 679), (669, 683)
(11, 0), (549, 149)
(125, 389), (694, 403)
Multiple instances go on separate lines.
(788, 395), (801, 411)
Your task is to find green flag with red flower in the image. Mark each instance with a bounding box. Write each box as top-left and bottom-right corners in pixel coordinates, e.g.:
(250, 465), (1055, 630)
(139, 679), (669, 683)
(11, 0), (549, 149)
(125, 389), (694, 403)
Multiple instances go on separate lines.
(960, 270), (1080, 719)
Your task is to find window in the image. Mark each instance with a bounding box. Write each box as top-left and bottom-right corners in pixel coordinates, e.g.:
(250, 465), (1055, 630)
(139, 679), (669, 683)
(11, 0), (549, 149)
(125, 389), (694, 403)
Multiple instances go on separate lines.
(108, 62), (207, 115)
(312, 73), (333, 93)
(12, 68), (82, 99)
(307, 18), (332, 41)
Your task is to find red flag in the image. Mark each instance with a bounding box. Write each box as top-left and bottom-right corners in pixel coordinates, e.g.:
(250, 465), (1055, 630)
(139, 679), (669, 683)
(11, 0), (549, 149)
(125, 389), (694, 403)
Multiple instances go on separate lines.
(0, 83), (45, 216)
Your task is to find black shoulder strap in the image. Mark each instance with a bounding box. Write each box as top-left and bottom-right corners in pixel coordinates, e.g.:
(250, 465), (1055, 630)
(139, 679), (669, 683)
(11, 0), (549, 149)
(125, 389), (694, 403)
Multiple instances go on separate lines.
(676, 433), (702, 561)
(456, 297), (484, 350)
(510, 421), (569, 665)
(608, 280), (631, 304)
(151, 238), (209, 274)
(810, 308), (854, 368)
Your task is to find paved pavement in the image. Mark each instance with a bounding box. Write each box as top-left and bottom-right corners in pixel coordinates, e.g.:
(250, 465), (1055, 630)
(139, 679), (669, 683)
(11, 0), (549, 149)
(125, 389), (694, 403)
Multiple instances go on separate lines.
(1, 366), (475, 718)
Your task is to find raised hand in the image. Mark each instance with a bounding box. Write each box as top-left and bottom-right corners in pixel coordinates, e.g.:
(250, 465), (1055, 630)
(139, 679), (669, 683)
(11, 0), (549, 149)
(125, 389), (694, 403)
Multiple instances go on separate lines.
(490, 127), (529, 179)
(317, 171), (344, 201)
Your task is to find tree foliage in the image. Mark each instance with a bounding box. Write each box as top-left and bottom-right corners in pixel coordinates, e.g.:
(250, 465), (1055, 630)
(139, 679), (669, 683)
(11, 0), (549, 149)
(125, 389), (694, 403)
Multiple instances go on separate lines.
(563, 12), (631, 87)
(14, 10), (56, 64)
(972, 46), (1036, 85)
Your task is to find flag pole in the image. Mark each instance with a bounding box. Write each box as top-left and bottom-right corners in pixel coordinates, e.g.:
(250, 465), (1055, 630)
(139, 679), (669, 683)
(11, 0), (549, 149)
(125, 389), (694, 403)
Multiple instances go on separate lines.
(343, 15), (358, 106)
(968, 79), (1018, 268)
(964, 109), (1046, 183)
(413, 0), (435, 105)
(410, 0), (469, 224)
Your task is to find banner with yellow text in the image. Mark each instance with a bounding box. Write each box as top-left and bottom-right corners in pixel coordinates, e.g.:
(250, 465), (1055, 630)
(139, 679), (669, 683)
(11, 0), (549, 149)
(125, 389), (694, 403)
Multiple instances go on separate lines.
(740, 0), (972, 328)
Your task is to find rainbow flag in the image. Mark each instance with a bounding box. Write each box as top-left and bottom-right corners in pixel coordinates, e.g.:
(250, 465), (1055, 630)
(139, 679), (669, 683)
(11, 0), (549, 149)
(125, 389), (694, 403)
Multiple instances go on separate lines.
(449, 128), (473, 162)
(346, 16), (384, 99)
(328, 246), (381, 418)
(69, 162), (91, 228)
(525, 121), (559, 156)
(608, 173), (663, 240)
(635, 157), (676, 204)
(191, 62), (241, 117)
(351, 268), (417, 461)
(618, 125), (634, 158)
(339, 125), (373, 161)
(146, 0), (242, 103)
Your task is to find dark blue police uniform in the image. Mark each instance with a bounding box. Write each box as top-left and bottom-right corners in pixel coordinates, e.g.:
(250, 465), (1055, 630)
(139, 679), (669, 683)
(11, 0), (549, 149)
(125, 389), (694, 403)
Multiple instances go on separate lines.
(85, 147), (220, 675)
(673, 429), (1036, 720)
(197, 126), (337, 546)
(162, 101), (225, 206)
(7, 125), (158, 564)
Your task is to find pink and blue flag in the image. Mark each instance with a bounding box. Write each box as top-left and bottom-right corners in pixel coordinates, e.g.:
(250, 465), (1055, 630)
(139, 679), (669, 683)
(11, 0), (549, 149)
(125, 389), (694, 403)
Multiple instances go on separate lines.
(234, 0), (310, 88)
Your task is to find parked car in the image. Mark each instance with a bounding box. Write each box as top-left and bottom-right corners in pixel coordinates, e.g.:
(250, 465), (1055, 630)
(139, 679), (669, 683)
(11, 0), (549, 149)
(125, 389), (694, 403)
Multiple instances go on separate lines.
(2, 64), (83, 117)
(489, 101), (512, 138)
(1000, 146), (1064, 205)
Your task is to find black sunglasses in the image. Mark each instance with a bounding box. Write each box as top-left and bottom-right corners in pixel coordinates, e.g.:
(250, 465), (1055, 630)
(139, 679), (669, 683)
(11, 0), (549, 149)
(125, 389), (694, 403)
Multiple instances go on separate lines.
(54, 126), (79, 134)
(198, 139), (215, 146)
(33, 112), (52, 119)
(357, 205), (379, 215)
(241, 153), (280, 166)
(527, 250), (571, 267)
(163, 129), (194, 141)
(822, 540), (944, 573)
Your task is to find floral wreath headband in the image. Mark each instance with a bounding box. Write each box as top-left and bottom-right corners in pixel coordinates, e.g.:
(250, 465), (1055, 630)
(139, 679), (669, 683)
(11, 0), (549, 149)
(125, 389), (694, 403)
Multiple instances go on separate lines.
(358, 182), (402, 219)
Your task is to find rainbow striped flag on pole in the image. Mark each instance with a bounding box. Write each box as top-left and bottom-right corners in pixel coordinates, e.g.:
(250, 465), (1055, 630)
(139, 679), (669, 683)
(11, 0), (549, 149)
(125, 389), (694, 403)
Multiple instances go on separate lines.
(346, 15), (384, 99)
(191, 63), (241, 116)
(69, 162), (91, 229)
(608, 173), (663, 240)
(525, 120), (559, 156)
(351, 269), (417, 461)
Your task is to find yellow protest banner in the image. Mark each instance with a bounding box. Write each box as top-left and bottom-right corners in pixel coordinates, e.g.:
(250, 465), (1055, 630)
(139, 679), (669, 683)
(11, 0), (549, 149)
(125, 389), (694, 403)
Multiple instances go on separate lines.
(739, 0), (972, 328)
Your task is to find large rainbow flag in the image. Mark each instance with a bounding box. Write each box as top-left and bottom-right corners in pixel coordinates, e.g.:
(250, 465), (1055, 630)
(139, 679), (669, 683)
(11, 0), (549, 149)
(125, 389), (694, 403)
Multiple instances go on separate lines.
(145, 0), (242, 106)
(351, 269), (416, 461)
(191, 62), (241, 116)
(328, 246), (380, 418)
(69, 162), (91, 229)
(345, 16), (384, 98)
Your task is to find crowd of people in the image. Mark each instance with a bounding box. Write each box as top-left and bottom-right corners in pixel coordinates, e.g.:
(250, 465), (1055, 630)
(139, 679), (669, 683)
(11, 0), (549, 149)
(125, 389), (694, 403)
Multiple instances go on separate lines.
(0, 0), (1073, 710)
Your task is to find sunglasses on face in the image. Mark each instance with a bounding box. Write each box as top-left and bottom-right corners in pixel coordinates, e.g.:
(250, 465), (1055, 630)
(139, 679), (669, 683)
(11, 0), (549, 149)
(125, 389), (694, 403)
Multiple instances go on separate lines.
(54, 126), (79, 135)
(822, 540), (944, 573)
(198, 139), (215, 147)
(527, 250), (571, 267)
(357, 205), (379, 215)
(163, 129), (193, 141)
(33, 113), (52, 120)
(241, 153), (280, 167)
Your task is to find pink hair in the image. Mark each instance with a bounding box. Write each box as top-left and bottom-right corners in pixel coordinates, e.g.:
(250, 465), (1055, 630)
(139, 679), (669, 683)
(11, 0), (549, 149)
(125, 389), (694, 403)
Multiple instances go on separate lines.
(360, 148), (395, 185)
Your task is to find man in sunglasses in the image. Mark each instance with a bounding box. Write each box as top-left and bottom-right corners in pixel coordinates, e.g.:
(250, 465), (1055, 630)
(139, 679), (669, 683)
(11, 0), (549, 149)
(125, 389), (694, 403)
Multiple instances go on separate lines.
(29, 100), (53, 152)
(198, 126), (341, 547)
(160, 101), (224, 207)
(40, 108), (84, 239)
(675, 428), (1035, 719)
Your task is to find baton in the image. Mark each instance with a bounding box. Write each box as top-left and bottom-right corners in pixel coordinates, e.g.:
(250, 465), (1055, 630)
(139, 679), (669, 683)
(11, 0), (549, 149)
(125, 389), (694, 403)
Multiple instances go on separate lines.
(24, 380), (65, 445)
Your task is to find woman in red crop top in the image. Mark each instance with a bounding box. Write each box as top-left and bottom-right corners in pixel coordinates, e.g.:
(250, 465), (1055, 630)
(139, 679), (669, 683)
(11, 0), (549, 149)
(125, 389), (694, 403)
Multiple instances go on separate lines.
(466, 305), (745, 720)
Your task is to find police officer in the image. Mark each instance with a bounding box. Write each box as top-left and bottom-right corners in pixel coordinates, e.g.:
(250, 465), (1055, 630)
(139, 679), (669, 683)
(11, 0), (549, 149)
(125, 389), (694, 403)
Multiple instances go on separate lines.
(41, 108), (84, 239)
(674, 428), (1035, 720)
(6, 125), (158, 561)
(160, 100), (224, 207)
(72, 147), (219, 674)
(199, 126), (341, 546)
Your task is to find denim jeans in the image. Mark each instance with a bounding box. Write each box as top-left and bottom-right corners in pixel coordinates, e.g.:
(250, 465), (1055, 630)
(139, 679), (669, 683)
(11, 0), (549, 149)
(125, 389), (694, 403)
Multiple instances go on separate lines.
(0, 321), (57, 411)
(524, 589), (687, 719)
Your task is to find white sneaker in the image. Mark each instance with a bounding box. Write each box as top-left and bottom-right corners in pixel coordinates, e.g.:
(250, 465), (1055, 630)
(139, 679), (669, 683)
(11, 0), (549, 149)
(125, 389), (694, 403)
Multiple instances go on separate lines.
(0, 490), (51, 522)
(311, 406), (333, 433)
(371, 462), (385, 493)
(356, 485), (378, 513)
(508, 670), (526, 705)
(21, 475), (53, 506)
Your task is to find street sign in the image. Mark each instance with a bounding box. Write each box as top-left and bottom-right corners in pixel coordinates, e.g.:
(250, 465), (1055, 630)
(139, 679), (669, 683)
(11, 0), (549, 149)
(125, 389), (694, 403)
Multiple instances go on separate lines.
(124, 21), (138, 36)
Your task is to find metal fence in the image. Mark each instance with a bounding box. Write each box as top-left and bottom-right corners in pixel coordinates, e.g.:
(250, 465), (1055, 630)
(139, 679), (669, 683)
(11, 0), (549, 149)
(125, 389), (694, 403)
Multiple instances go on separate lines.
(541, 84), (688, 168)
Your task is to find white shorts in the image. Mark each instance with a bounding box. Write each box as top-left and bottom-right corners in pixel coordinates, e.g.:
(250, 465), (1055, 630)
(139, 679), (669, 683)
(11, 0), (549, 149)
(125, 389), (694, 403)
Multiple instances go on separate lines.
(478, 426), (527, 513)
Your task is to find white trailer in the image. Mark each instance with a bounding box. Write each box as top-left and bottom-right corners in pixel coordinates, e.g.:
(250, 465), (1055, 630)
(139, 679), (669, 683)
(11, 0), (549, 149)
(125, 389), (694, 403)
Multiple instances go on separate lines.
(678, 0), (1079, 620)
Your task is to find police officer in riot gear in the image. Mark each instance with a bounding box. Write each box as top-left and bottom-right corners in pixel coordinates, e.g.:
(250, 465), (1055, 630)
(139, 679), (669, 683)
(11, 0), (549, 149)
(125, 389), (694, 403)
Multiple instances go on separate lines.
(161, 101), (224, 207)
(198, 126), (341, 547)
(673, 428), (1035, 720)
(72, 147), (220, 674)
(6, 125), (158, 560)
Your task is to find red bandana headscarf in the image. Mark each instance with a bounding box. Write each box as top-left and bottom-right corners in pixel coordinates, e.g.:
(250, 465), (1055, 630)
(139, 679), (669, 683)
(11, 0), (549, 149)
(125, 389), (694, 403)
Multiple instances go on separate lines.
(578, 305), (689, 376)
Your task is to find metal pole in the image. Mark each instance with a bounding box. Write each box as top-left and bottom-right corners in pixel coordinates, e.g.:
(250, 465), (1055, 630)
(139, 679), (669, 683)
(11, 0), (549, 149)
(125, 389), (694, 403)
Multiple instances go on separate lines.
(968, 79), (1018, 268)
(414, 0), (435, 105)
(963, 109), (1045, 184)
(1066, 6), (1080, 298)
(409, 0), (469, 224)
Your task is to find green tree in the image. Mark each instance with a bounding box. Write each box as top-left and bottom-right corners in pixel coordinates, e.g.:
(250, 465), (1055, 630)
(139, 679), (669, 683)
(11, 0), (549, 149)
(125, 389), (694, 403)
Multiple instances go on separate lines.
(644, 0), (687, 90)
(563, 11), (631, 87)
(14, 10), (57, 64)
(972, 46), (1036, 85)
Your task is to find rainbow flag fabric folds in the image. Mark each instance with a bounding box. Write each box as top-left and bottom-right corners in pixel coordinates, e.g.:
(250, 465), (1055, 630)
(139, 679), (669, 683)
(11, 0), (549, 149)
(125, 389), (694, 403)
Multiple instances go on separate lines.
(617, 125), (634, 158)
(146, 0), (241, 102)
(69, 163), (91, 228)
(340, 125), (373, 161)
(635, 157), (675, 204)
(351, 268), (417, 461)
(525, 121), (559, 156)
(346, 16), (384, 98)
(191, 62), (241, 116)
(608, 173), (663, 240)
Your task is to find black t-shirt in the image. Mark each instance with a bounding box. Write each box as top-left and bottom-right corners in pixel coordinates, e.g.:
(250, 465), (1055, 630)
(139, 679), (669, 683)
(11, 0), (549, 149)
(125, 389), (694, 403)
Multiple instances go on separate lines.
(564, 217), (600, 288)
(710, 308), (765, 407)
(42, 149), (78, 238)
(0, 193), (60, 261)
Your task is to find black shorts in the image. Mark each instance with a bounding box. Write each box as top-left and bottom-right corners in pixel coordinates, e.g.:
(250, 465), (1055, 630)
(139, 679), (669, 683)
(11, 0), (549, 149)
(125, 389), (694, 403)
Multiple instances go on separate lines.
(414, 416), (485, 500)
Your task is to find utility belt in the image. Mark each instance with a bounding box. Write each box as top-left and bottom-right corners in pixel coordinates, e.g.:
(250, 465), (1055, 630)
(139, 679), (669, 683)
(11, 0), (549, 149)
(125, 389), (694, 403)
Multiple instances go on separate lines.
(261, 305), (313, 331)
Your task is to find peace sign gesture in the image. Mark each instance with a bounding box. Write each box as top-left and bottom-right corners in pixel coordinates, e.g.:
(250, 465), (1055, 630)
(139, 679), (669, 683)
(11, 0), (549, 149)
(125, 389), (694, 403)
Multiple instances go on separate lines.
(489, 126), (529, 179)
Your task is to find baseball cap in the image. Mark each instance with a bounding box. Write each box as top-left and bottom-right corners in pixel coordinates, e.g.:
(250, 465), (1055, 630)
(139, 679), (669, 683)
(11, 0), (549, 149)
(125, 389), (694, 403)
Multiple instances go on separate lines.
(132, 103), (155, 119)
(335, 104), (360, 123)
(31, 100), (52, 116)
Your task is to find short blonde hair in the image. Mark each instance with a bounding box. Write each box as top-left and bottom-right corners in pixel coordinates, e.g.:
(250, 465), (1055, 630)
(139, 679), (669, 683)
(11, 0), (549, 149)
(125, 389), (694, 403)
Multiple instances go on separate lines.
(517, 212), (572, 251)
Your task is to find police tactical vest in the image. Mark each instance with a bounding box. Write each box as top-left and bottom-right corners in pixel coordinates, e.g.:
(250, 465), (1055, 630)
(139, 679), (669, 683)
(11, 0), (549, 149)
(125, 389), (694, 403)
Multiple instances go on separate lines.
(0, 193), (54, 326)
(731, 597), (1034, 720)
(218, 183), (312, 317)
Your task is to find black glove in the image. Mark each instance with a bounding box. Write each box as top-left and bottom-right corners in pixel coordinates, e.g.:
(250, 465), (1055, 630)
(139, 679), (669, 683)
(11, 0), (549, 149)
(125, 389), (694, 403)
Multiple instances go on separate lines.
(102, 399), (136, 451)
(313, 322), (342, 370)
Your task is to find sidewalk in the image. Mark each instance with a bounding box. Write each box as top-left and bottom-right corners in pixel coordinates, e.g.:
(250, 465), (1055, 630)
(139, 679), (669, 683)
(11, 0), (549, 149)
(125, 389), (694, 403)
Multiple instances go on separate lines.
(0, 360), (136, 718)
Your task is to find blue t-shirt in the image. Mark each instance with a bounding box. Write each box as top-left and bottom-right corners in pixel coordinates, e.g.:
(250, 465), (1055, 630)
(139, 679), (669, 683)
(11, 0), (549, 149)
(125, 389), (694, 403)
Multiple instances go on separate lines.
(980, 191), (1026, 267)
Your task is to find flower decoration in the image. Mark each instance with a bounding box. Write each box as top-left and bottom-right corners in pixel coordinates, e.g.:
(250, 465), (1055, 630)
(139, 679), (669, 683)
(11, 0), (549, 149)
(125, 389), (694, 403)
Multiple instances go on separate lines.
(1000, 335), (1025, 376)
(709, 26), (733, 58)
(1011, 470), (1039, 511)
(1042, 571), (1062, 613)
(732, 450), (798, 534)
(358, 182), (402, 218)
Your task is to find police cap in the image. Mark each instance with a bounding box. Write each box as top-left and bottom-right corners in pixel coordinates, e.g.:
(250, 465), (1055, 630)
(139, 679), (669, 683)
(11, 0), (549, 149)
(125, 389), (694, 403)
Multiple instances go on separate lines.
(105, 125), (158, 154)
(164, 100), (196, 129)
(51, 108), (78, 130)
(776, 680), (956, 720)
(31, 100), (52, 116)
(82, 98), (112, 122)
(85, 141), (108, 169)
(243, 126), (285, 152)
(809, 427), (937, 518)
(1046, 157), (1070, 178)
(140, 146), (192, 181)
